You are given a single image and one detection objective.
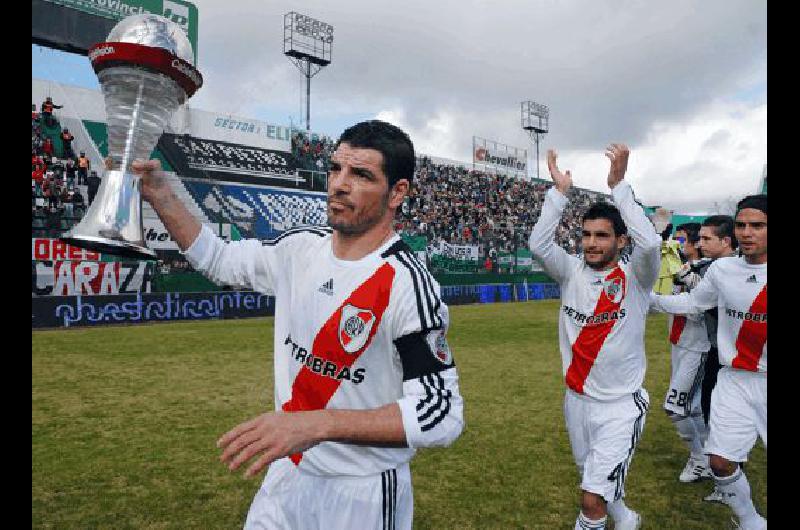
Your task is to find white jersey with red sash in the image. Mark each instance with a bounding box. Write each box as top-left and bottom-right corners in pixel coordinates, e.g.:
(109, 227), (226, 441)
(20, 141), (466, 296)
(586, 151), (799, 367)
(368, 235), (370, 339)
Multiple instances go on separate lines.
(183, 224), (464, 477)
(664, 262), (710, 354)
(651, 256), (767, 372)
(530, 181), (662, 401)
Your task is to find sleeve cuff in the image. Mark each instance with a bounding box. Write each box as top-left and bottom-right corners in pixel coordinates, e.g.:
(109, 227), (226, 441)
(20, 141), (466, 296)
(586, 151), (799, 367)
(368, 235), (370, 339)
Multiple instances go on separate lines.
(649, 291), (660, 306)
(397, 397), (422, 449)
(181, 224), (215, 269)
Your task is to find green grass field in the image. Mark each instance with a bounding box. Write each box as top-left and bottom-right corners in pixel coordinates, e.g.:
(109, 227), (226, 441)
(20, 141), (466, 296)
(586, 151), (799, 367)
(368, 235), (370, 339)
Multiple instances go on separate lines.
(32, 301), (766, 529)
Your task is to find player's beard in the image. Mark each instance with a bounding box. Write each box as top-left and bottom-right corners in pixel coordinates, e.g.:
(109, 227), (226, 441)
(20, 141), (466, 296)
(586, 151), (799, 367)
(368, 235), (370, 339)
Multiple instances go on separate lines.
(327, 189), (390, 236)
(584, 245), (619, 270)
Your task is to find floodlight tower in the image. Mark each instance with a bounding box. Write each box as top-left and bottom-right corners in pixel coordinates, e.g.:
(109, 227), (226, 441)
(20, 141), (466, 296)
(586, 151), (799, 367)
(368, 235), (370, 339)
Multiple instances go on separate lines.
(283, 12), (333, 133)
(521, 101), (549, 181)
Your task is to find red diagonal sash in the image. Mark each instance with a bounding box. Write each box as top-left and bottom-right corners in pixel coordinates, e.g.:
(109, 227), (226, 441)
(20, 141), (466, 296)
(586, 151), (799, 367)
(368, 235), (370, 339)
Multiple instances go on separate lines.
(282, 262), (395, 464)
(732, 284), (767, 372)
(669, 316), (687, 345)
(565, 267), (627, 394)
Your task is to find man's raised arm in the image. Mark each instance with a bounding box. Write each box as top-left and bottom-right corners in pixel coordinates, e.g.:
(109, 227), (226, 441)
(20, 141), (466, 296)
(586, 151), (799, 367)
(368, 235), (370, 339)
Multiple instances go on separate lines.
(133, 159), (277, 293)
(529, 149), (580, 283)
(605, 144), (662, 290)
(133, 159), (201, 251)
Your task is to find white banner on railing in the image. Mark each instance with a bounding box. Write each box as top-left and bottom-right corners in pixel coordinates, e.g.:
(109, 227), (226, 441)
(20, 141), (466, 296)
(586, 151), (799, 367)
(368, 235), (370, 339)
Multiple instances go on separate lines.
(429, 241), (480, 261)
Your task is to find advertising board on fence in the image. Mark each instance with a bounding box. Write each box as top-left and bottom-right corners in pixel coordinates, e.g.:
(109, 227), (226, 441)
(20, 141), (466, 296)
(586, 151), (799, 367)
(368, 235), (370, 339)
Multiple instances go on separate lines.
(473, 136), (527, 173)
(32, 260), (155, 296)
(142, 219), (179, 250)
(31, 282), (559, 327)
(32, 291), (274, 328)
(32, 238), (102, 262)
(40, 0), (199, 63)
(429, 241), (480, 261)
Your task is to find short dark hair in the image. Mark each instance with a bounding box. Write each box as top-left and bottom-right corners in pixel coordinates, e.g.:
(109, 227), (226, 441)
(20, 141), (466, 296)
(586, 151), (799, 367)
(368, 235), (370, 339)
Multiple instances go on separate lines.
(335, 120), (415, 187)
(675, 222), (701, 244)
(736, 194), (767, 217)
(582, 201), (627, 236)
(702, 215), (737, 249)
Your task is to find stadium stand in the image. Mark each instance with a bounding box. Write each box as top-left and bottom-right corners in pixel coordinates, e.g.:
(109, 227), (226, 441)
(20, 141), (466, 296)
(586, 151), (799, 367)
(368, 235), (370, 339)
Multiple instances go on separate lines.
(32, 100), (87, 239)
(31, 78), (629, 276)
(291, 130), (335, 172)
(399, 156), (607, 258)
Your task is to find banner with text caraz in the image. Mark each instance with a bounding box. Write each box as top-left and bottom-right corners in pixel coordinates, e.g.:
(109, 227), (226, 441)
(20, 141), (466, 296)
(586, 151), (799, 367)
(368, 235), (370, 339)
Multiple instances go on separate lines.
(32, 260), (155, 296)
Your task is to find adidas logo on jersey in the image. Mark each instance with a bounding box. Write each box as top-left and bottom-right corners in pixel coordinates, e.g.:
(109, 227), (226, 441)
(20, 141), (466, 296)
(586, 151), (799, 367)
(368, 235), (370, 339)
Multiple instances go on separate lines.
(746, 274), (758, 283)
(318, 278), (334, 295)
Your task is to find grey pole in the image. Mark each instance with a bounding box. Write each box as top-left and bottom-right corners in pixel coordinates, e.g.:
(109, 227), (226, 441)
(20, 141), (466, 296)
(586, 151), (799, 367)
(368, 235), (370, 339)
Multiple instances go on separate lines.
(306, 61), (311, 133)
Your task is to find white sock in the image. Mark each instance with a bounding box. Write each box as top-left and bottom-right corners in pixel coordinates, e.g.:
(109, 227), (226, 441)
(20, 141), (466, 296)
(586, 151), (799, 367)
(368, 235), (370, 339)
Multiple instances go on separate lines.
(714, 466), (765, 526)
(607, 499), (635, 525)
(690, 413), (708, 454)
(574, 511), (606, 530)
(669, 414), (696, 453)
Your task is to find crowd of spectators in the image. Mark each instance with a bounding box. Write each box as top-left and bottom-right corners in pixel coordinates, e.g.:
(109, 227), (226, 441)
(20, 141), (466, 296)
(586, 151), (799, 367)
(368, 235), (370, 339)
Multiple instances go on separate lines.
(291, 131), (335, 173)
(30, 100), (607, 269)
(396, 157), (604, 260)
(32, 98), (95, 234)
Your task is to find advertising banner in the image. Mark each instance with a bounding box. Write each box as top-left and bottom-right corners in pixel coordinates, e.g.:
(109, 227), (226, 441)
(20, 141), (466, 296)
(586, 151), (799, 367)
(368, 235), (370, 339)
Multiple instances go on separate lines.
(189, 109), (293, 151)
(473, 136), (527, 173)
(32, 238), (102, 261)
(32, 260), (155, 296)
(142, 218), (179, 250)
(40, 0), (199, 63)
(32, 290), (274, 328)
(429, 241), (480, 261)
(497, 249), (534, 270)
(157, 134), (298, 186)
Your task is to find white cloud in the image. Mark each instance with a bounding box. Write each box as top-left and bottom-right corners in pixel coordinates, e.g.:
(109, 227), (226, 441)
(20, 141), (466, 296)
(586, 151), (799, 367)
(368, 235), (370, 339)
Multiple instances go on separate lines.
(548, 100), (766, 212)
(35, 0), (767, 214)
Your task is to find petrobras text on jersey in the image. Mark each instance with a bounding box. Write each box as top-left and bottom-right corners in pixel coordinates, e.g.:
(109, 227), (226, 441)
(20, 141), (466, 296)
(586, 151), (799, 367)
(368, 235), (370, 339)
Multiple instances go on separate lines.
(283, 334), (366, 384)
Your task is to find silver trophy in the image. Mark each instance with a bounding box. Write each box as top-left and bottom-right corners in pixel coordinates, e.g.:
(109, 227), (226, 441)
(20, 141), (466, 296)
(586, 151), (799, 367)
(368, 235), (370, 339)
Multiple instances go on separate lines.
(61, 13), (202, 260)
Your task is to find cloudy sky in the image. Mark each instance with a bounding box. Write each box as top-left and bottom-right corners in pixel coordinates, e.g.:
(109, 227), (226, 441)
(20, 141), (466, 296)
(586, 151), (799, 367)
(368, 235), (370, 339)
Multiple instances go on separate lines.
(32, 0), (766, 214)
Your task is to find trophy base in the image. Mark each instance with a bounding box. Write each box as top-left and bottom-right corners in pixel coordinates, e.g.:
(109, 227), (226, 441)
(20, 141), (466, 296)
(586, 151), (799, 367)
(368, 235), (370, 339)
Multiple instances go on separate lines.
(60, 233), (158, 261)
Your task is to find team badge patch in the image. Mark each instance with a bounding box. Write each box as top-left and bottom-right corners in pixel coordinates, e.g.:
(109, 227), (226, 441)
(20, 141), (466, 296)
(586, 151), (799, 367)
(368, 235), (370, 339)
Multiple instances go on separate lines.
(603, 277), (625, 304)
(426, 328), (453, 365)
(338, 304), (376, 354)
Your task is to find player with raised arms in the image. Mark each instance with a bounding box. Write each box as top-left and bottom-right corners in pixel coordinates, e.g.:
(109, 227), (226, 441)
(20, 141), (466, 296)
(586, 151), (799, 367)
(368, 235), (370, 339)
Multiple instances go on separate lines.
(530, 145), (661, 530)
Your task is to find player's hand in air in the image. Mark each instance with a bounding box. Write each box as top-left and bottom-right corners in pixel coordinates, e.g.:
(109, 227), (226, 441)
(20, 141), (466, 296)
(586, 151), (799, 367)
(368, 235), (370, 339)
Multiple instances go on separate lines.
(547, 149), (572, 195)
(130, 158), (170, 205)
(605, 143), (630, 189)
(217, 411), (325, 478)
